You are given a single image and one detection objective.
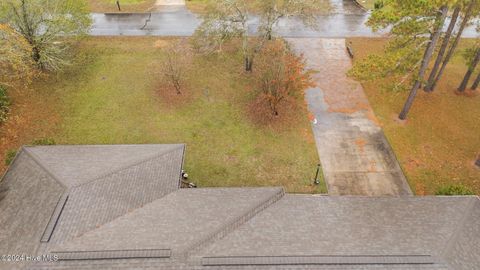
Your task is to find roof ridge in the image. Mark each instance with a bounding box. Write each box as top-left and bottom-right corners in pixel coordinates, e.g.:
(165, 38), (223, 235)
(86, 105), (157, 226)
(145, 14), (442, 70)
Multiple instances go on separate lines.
(23, 147), (68, 189)
(441, 197), (477, 259)
(180, 187), (285, 258)
(72, 144), (185, 188)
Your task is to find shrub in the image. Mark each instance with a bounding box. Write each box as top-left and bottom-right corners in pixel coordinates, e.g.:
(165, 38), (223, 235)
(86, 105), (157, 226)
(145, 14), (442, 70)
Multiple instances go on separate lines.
(374, 0), (384, 10)
(5, 149), (17, 166)
(31, 138), (56, 146)
(0, 86), (10, 124)
(252, 40), (313, 117)
(435, 184), (475, 196)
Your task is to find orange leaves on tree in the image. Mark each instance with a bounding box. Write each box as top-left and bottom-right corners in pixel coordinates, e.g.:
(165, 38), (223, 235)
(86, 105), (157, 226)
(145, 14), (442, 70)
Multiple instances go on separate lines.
(252, 39), (313, 119)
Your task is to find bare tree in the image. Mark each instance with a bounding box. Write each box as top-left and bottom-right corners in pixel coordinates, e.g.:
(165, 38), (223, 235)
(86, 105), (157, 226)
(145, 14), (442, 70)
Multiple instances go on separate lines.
(194, 0), (325, 72)
(257, 0), (322, 40)
(161, 42), (189, 95)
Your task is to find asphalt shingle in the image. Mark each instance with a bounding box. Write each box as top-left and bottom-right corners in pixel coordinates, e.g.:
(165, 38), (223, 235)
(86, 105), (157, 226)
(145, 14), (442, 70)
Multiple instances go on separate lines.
(2, 144), (479, 270)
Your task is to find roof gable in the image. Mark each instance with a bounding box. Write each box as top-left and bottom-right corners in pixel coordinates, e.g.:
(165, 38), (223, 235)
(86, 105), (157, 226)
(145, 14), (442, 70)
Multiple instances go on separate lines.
(25, 144), (184, 187)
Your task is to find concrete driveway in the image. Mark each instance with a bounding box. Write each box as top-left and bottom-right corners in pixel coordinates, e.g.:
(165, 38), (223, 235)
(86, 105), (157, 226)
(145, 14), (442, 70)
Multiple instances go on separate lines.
(287, 38), (412, 196)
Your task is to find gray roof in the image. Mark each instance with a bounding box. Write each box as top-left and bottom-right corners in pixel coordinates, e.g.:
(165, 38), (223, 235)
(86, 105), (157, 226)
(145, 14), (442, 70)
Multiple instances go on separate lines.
(0, 144), (185, 270)
(0, 145), (479, 270)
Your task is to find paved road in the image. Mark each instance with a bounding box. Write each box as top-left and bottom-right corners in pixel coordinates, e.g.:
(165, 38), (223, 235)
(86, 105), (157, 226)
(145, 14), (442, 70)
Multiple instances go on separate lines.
(287, 38), (412, 196)
(90, 12), (380, 37)
(90, 11), (478, 38)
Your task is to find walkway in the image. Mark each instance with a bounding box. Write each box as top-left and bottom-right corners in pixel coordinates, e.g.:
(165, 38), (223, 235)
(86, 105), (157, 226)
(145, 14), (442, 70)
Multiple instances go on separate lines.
(287, 38), (412, 196)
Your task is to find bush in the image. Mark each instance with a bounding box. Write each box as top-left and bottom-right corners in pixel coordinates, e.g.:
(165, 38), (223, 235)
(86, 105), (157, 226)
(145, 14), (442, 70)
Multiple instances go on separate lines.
(374, 0), (384, 10)
(0, 86), (10, 124)
(31, 138), (56, 146)
(253, 40), (312, 117)
(435, 184), (475, 196)
(5, 149), (17, 166)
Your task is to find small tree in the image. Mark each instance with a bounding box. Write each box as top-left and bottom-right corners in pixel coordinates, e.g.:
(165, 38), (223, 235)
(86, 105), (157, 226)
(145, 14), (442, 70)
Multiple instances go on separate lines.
(253, 40), (312, 117)
(1, 0), (91, 71)
(256, 0), (322, 41)
(161, 43), (189, 95)
(195, 0), (324, 72)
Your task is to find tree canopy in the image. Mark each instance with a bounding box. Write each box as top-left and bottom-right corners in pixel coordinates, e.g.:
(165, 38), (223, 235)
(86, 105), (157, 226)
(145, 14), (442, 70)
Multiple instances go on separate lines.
(0, 0), (91, 71)
(351, 0), (480, 119)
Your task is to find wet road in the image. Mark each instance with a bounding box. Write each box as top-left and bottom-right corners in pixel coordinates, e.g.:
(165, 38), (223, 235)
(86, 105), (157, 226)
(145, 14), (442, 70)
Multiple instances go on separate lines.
(89, 1), (478, 37)
(90, 12), (378, 37)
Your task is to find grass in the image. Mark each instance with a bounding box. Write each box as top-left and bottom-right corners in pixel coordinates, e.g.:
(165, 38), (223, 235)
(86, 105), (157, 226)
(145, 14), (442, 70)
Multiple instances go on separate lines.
(0, 37), (325, 194)
(185, 0), (210, 14)
(347, 37), (480, 195)
(87, 0), (156, 13)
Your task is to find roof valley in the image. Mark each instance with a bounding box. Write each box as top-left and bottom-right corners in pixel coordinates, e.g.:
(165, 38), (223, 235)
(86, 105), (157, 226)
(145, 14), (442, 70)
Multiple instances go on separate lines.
(23, 147), (67, 189)
(180, 188), (286, 259)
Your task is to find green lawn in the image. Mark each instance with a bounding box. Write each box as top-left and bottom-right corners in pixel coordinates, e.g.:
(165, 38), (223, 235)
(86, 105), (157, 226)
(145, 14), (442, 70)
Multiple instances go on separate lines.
(2, 37), (324, 194)
(348, 38), (480, 195)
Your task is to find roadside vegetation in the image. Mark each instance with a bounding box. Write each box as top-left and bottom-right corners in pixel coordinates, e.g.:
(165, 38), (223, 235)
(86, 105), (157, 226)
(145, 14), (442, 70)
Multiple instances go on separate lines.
(186, 0), (331, 15)
(87, 0), (156, 13)
(0, 37), (324, 193)
(348, 37), (480, 195)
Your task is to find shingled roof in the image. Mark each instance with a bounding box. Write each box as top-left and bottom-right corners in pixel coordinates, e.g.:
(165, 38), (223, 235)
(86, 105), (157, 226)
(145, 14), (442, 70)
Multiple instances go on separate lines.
(0, 145), (479, 270)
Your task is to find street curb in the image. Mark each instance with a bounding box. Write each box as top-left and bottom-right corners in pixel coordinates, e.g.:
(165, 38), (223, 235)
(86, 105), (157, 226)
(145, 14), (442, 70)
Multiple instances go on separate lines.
(351, 0), (370, 12)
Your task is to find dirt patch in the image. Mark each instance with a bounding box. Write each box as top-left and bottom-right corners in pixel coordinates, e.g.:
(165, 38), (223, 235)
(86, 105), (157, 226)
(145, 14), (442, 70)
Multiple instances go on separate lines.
(0, 86), (61, 174)
(156, 84), (193, 109)
(247, 97), (306, 131)
(415, 182), (426, 196)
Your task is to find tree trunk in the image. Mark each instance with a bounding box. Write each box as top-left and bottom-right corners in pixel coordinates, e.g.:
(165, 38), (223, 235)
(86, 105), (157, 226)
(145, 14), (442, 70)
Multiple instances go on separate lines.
(425, 6), (460, 92)
(32, 46), (41, 63)
(471, 72), (480, 90)
(116, 1), (121, 11)
(245, 56), (253, 72)
(399, 6), (448, 120)
(430, 2), (475, 91)
(458, 48), (480, 92)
